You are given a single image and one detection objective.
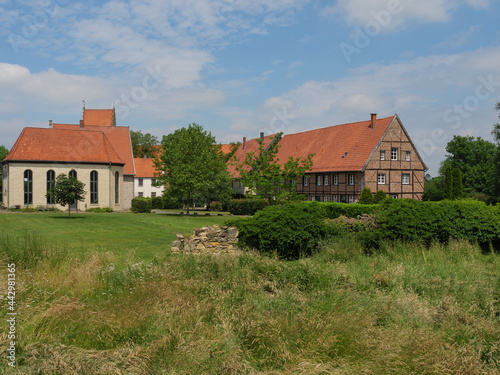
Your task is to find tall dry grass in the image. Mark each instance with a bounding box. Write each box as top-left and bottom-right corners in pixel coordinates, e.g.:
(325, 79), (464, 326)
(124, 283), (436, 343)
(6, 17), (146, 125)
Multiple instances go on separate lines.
(0, 232), (499, 374)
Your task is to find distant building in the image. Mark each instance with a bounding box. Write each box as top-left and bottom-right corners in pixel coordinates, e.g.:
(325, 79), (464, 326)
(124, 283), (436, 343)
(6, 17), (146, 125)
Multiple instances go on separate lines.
(2, 108), (136, 211)
(228, 114), (428, 202)
(134, 157), (164, 198)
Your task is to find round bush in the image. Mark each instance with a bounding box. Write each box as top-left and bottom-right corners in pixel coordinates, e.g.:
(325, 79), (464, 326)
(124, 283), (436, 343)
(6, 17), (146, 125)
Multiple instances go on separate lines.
(236, 202), (327, 259)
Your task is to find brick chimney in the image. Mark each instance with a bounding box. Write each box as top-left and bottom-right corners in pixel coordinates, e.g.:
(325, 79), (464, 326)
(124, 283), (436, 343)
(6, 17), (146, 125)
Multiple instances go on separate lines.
(48, 120), (52, 128)
(370, 113), (377, 128)
(243, 137), (246, 150)
(79, 119), (85, 129)
(260, 132), (264, 141)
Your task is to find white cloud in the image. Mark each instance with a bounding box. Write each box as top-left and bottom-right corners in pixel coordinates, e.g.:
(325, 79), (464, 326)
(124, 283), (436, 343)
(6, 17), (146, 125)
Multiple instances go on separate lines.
(325, 0), (489, 31)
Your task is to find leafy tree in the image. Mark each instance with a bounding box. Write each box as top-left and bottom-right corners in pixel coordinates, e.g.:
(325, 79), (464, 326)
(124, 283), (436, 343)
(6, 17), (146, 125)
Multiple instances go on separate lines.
(358, 187), (373, 204)
(491, 102), (500, 202)
(439, 135), (496, 200)
(155, 124), (232, 215)
(235, 133), (314, 205)
(444, 165), (454, 200)
(130, 130), (159, 158)
(222, 142), (241, 163)
(373, 190), (386, 204)
(422, 176), (444, 201)
(46, 174), (86, 217)
(452, 168), (463, 199)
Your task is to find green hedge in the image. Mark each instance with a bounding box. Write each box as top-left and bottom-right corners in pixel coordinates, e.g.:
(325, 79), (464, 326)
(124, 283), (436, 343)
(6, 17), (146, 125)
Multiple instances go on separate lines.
(236, 202), (327, 259)
(131, 197), (152, 213)
(371, 199), (500, 250)
(227, 199), (268, 215)
(322, 202), (379, 219)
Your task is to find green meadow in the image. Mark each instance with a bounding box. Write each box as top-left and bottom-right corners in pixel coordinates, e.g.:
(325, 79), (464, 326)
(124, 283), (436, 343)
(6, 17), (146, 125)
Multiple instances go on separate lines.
(0, 212), (499, 374)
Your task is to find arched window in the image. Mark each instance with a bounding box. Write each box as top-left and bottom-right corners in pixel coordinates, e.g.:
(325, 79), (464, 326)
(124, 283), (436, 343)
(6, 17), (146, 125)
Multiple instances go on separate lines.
(46, 170), (55, 204)
(115, 171), (119, 204)
(90, 171), (98, 204)
(24, 170), (33, 205)
(69, 170), (77, 179)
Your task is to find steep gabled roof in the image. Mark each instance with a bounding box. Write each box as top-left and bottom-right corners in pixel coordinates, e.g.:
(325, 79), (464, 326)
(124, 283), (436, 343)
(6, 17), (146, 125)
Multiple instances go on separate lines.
(4, 128), (124, 165)
(53, 123), (136, 175)
(228, 116), (395, 176)
(276, 116), (394, 172)
(134, 158), (160, 178)
(83, 108), (115, 126)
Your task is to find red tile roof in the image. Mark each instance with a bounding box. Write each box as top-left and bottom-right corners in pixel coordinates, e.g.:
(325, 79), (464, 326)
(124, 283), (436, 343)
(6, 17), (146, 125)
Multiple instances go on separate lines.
(134, 158), (160, 178)
(276, 116), (394, 172)
(4, 128), (124, 165)
(83, 109), (115, 126)
(220, 144), (233, 155)
(228, 116), (395, 176)
(53, 123), (136, 175)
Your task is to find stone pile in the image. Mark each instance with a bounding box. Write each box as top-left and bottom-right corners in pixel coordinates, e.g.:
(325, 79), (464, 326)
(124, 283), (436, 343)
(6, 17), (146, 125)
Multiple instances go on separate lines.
(171, 225), (239, 255)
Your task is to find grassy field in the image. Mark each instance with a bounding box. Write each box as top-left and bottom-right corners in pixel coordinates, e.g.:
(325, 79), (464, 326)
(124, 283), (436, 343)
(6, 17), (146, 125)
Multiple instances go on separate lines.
(0, 212), (230, 261)
(0, 213), (499, 374)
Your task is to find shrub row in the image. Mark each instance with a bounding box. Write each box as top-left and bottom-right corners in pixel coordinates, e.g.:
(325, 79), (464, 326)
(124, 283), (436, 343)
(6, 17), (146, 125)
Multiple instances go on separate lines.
(132, 196), (183, 213)
(227, 199), (269, 215)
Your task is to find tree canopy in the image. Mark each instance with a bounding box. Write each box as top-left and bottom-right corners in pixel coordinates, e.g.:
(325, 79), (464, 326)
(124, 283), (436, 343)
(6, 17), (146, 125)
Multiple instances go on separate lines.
(46, 174), (86, 217)
(439, 135), (496, 201)
(0, 145), (8, 162)
(155, 124), (232, 214)
(130, 130), (159, 158)
(235, 133), (314, 205)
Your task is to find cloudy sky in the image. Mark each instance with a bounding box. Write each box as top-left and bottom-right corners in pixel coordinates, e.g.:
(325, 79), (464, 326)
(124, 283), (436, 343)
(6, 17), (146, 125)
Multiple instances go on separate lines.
(1, 0), (500, 175)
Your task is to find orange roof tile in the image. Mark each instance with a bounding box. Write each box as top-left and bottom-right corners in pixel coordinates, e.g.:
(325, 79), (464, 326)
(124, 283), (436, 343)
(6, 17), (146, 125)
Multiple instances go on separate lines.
(53, 123), (136, 175)
(4, 128), (124, 165)
(83, 109), (115, 126)
(134, 158), (161, 178)
(220, 144), (233, 155)
(276, 116), (394, 172)
(228, 116), (395, 176)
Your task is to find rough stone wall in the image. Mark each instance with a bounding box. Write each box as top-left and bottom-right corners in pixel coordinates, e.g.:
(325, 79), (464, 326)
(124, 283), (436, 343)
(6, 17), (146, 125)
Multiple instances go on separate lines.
(171, 225), (239, 255)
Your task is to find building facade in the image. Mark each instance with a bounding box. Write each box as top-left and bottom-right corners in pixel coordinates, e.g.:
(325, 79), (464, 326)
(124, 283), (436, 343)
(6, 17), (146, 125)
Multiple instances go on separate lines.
(229, 114), (427, 202)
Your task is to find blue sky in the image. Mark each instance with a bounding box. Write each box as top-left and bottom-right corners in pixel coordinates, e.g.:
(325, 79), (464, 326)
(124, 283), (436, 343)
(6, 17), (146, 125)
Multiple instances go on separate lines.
(1, 0), (500, 175)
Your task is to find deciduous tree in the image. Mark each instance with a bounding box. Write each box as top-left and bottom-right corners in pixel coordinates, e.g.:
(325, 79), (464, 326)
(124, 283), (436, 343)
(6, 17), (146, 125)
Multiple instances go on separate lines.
(130, 130), (159, 158)
(155, 124), (232, 215)
(235, 133), (313, 205)
(47, 173), (86, 217)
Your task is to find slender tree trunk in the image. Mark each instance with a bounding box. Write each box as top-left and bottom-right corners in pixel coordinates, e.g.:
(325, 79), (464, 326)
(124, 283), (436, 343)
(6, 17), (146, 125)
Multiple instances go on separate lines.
(186, 193), (190, 215)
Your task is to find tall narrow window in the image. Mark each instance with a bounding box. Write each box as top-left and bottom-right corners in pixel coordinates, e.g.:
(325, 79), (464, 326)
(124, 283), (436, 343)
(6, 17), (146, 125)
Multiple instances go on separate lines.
(378, 173), (386, 185)
(138, 178), (144, 187)
(324, 175), (329, 186)
(46, 170), (55, 204)
(380, 150), (386, 160)
(402, 173), (410, 185)
(406, 151), (411, 161)
(90, 171), (98, 204)
(69, 170), (77, 179)
(391, 148), (398, 160)
(24, 170), (33, 205)
(333, 175), (338, 185)
(317, 175), (322, 186)
(303, 176), (308, 187)
(348, 174), (354, 185)
(115, 172), (119, 204)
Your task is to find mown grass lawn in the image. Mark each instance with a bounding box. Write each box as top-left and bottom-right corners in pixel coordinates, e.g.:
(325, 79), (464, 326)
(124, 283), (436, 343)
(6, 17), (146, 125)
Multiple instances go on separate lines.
(0, 212), (231, 261)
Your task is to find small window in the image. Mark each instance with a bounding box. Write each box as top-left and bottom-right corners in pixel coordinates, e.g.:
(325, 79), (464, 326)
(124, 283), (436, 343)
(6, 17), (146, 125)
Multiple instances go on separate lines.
(406, 151), (411, 161)
(324, 196), (329, 202)
(317, 175), (321, 186)
(340, 195), (346, 203)
(315, 196), (321, 202)
(24, 170), (33, 205)
(304, 176), (308, 187)
(151, 192), (156, 198)
(46, 170), (55, 204)
(402, 173), (410, 185)
(90, 171), (98, 204)
(348, 174), (354, 185)
(138, 192), (143, 197)
(390, 194), (398, 199)
(378, 173), (386, 185)
(332, 195), (338, 202)
(348, 195), (354, 204)
(380, 150), (385, 161)
(333, 175), (338, 186)
(138, 178), (144, 187)
(151, 178), (156, 185)
(310, 196), (315, 201)
(324, 175), (329, 186)
(391, 148), (398, 161)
